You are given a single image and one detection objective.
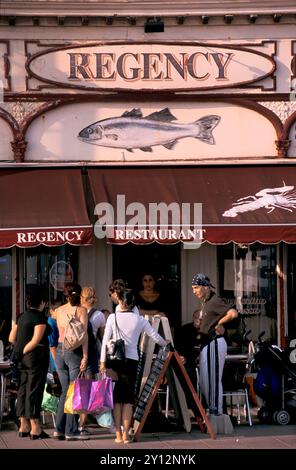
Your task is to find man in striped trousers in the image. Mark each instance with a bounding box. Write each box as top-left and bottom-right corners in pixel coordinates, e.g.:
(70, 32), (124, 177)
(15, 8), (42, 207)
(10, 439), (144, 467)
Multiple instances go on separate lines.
(191, 274), (238, 415)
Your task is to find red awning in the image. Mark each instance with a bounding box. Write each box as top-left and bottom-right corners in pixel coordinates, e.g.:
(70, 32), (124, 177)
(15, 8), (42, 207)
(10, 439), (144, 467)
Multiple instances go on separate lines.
(88, 165), (296, 245)
(0, 169), (93, 248)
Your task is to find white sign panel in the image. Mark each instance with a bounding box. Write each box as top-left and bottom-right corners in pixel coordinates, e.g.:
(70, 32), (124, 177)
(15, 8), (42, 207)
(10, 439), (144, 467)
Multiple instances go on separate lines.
(27, 42), (275, 91)
(26, 102), (277, 162)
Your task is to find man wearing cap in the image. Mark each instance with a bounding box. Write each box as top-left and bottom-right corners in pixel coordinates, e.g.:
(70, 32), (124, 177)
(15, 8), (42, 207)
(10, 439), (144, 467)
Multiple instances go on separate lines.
(191, 273), (238, 416)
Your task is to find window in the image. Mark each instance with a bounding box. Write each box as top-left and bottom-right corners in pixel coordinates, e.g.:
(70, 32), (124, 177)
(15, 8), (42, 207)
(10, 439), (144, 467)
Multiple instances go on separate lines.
(218, 243), (277, 343)
(24, 246), (79, 308)
(0, 250), (12, 346)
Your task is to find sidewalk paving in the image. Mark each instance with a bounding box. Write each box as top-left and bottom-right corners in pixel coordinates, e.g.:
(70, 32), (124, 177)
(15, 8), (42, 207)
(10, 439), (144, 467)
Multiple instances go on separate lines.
(1, 421), (295, 469)
(0, 417), (295, 450)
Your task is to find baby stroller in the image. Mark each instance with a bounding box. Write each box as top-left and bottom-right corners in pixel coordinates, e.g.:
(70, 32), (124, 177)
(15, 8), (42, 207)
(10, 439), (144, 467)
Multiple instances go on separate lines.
(253, 332), (296, 425)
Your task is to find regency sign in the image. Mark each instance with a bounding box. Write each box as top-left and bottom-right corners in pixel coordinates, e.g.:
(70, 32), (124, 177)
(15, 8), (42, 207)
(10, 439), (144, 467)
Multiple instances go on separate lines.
(27, 42), (275, 92)
(0, 228), (93, 248)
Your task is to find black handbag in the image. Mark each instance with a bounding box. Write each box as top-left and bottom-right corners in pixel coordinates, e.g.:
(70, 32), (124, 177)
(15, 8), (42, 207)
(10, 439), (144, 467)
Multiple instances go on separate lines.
(106, 314), (126, 364)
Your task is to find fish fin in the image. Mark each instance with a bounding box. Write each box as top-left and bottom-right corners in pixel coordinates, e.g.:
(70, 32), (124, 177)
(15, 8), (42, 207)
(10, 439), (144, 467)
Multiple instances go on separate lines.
(106, 133), (118, 141)
(163, 140), (178, 150)
(194, 115), (221, 145)
(126, 148), (134, 153)
(140, 146), (153, 152)
(121, 108), (143, 118)
(146, 107), (177, 122)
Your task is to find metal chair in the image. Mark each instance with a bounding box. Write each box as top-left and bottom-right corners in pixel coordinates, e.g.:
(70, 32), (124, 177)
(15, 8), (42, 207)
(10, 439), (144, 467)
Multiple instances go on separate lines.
(0, 361), (12, 430)
(223, 383), (252, 426)
(41, 410), (56, 428)
(157, 384), (170, 418)
(223, 354), (253, 426)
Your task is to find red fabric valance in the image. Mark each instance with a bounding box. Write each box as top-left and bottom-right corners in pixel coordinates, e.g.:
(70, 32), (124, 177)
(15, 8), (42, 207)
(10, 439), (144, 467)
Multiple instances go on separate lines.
(88, 165), (296, 245)
(0, 169), (93, 248)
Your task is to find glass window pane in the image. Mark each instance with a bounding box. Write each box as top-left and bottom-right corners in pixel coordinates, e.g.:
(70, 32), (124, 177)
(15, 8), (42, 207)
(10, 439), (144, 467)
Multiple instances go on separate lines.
(0, 250), (12, 347)
(218, 243), (277, 344)
(24, 246), (79, 308)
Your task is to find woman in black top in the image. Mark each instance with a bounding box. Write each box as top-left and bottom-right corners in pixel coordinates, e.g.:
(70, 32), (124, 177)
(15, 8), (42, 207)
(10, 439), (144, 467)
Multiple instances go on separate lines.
(136, 273), (166, 317)
(9, 287), (50, 439)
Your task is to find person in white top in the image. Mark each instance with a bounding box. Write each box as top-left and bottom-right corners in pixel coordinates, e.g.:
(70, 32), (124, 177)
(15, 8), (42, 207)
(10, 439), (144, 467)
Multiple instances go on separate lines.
(100, 279), (167, 444)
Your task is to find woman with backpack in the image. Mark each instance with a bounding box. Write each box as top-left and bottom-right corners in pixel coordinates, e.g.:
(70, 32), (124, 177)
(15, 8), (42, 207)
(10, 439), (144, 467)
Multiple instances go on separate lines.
(54, 283), (89, 441)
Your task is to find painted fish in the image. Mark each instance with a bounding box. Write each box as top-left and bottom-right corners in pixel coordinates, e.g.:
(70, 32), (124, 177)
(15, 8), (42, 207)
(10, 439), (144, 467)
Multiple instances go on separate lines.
(78, 108), (221, 152)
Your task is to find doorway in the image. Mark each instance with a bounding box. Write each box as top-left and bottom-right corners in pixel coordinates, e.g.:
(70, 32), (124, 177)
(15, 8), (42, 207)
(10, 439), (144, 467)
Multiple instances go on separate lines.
(112, 243), (181, 331)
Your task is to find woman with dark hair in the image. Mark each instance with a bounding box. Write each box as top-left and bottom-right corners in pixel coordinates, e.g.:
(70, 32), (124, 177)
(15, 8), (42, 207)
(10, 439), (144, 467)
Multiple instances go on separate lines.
(108, 279), (129, 304)
(100, 281), (167, 444)
(136, 273), (166, 317)
(8, 286), (50, 439)
(54, 282), (89, 441)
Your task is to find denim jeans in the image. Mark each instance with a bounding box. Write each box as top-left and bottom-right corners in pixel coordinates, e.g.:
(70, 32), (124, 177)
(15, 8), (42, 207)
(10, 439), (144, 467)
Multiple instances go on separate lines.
(55, 343), (82, 435)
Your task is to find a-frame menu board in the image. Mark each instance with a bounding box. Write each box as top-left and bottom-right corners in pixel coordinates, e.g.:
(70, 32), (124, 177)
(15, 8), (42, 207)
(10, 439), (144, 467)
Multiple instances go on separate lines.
(136, 316), (191, 432)
(133, 349), (216, 441)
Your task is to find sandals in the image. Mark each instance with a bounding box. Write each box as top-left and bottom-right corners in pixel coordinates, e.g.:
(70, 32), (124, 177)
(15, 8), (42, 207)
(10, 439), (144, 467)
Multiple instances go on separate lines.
(123, 438), (134, 444)
(122, 433), (134, 444)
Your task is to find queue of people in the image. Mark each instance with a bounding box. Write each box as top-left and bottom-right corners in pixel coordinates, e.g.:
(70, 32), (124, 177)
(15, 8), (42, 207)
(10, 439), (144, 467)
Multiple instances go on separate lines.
(7, 271), (239, 442)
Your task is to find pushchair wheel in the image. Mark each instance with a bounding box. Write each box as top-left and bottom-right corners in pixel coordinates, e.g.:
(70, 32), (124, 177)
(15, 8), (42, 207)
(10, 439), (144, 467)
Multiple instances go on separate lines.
(273, 410), (290, 425)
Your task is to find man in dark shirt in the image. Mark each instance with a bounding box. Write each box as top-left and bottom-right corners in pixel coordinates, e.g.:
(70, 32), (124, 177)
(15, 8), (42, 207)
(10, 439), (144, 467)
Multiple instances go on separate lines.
(191, 273), (238, 416)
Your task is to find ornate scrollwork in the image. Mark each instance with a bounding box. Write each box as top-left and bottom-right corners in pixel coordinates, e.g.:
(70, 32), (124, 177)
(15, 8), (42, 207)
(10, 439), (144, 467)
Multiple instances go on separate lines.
(0, 101), (46, 125)
(259, 101), (296, 123)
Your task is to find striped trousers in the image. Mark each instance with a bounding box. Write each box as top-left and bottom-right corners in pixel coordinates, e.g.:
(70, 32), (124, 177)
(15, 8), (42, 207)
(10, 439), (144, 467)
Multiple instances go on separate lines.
(199, 336), (227, 415)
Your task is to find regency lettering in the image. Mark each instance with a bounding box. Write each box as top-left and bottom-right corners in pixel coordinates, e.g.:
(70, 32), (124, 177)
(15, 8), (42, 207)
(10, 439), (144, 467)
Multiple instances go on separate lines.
(27, 43), (275, 91)
(67, 51), (234, 81)
(16, 230), (84, 244)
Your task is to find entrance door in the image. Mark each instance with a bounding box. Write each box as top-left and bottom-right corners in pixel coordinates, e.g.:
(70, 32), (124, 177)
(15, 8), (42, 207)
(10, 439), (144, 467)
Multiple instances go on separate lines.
(112, 244), (181, 332)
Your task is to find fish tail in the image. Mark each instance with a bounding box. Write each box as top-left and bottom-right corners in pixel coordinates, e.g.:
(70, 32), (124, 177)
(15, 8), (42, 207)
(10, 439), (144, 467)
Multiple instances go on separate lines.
(194, 115), (221, 145)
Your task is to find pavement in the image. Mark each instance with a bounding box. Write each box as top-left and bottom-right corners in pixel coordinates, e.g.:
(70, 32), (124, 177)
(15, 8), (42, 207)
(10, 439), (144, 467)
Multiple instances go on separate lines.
(0, 412), (295, 451)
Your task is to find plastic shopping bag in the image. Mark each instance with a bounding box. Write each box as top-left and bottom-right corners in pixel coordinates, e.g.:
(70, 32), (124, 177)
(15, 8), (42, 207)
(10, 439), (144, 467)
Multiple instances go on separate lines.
(72, 374), (93, 413)
(88, 375), (114, 414)
(64, 381), (77, 414)
(41, 386), (59, 414)
(95, 409), (114, 428)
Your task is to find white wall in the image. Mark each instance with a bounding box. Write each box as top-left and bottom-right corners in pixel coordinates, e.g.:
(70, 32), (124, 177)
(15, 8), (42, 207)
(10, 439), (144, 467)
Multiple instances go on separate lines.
(0, 119), (14, 161)
(25, 101), (277, 162)
(288, 121), (296, 158)
(78, 238), (113, 312)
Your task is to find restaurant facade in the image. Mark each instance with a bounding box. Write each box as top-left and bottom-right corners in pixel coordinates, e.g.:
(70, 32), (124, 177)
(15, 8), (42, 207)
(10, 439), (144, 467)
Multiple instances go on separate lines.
(1, 1), (296, 347)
